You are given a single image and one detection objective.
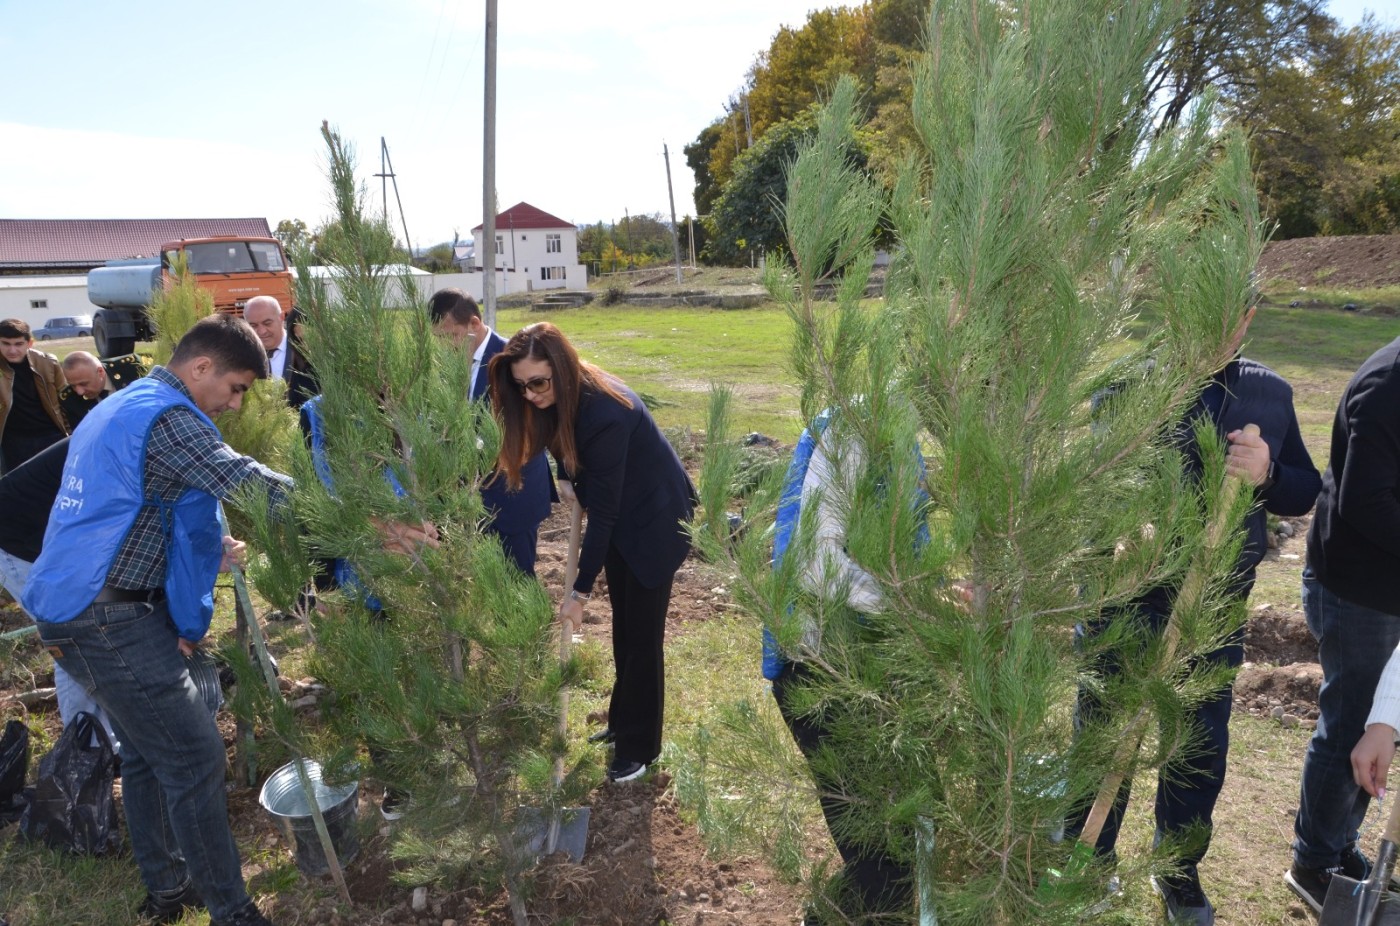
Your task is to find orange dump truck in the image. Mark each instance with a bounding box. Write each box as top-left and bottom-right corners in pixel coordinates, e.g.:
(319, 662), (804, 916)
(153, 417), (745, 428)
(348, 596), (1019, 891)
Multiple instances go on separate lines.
(86, 236), (295, 357)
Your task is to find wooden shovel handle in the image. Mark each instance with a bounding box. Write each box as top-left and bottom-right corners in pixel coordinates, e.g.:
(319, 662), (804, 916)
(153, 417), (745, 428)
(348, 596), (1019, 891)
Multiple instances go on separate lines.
(561, 500), (583, 660)
(1077, 423), (1260, 850)
(1383, 786), (1400, 846)
(552, 500), (584, 792)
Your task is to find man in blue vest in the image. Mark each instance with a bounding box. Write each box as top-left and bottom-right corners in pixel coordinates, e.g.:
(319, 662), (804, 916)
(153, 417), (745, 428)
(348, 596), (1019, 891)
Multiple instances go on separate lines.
(22, 315), (290, 926)
(428, 288), (554, 575)
(769, 408), (930, 925)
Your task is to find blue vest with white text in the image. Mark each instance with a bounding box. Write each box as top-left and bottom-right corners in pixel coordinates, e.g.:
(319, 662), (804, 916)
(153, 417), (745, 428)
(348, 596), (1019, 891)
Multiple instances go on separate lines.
(302, 396), (406, 611)
(22, 376), (223, 640)
(764, 410), (931, 679)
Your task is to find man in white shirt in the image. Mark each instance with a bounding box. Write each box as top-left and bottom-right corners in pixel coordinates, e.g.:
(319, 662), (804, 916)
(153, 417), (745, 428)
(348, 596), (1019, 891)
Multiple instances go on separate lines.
(242, 296), (314, 408)
(243, 297), (289, 379)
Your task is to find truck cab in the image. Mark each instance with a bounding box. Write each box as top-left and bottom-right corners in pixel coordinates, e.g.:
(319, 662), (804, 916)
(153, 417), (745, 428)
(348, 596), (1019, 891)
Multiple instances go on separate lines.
(88, 236), (295, 358)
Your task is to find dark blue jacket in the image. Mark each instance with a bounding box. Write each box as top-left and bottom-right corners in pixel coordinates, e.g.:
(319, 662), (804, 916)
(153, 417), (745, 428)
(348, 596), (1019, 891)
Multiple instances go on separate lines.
(560, 382), (695, 593)
(476, 331), (554, 538)
(1187, 357), (1320, 592)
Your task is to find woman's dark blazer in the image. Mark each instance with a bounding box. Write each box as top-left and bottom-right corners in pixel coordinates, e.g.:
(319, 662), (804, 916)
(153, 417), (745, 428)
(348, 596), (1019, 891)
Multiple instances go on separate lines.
(558, 381), (695, 594)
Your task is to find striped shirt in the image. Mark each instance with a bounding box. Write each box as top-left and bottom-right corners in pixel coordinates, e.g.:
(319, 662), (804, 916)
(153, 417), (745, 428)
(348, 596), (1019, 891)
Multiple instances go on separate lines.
(106, 366), (292, 589)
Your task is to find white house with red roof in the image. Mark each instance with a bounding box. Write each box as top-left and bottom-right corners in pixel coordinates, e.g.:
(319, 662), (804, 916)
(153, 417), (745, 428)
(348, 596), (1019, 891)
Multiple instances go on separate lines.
(471, 202), (585, 292)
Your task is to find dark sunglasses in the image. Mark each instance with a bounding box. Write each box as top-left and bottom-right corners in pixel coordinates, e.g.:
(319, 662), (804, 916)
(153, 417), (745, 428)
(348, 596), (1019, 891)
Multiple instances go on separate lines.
(517, 376), (552, 395)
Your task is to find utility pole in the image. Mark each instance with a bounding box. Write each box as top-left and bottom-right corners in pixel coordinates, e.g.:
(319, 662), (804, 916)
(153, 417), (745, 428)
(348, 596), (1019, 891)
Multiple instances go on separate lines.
(623, 208), (632, 271)
(375, 141), (389, 221)
(482, 0), (498, 327)
(743, 92), (753, 147)
(663, 143), (682, 283)
(377, 138), (413, 264)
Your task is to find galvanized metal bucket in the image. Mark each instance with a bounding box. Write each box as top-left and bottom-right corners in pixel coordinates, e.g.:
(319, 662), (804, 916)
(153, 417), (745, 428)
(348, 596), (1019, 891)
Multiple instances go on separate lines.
(258, 760), (359, 877)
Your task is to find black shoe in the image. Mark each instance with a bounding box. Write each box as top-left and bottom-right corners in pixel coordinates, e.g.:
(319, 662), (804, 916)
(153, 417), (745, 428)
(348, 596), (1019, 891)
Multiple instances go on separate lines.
(137, 881), (205, 924)
(1284, 861), (1335, 915)
(211, 901), (276, 926)
(380, 787), (408, 821)
(587, 728), (616, 745)
(1151, 865), (1215, 925)
(1340, 843), (1373, 880)
(606, 758), (647, 783)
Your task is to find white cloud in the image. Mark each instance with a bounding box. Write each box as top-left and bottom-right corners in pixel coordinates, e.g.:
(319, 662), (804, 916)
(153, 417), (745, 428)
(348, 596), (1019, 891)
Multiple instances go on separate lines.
(0, 123), (325, 226)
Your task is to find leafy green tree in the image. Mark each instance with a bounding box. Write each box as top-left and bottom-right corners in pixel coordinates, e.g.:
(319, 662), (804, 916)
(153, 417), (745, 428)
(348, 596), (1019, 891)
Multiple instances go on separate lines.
(684, 122), (727, 218)
(691, 0), (1264, 920)
(1235, 14), (1400, 236)
(703, 113), (813, 266)
(274, 218), (312, 261)
(1146, 0), (1332, 126)
(419, 241), (458, 273)
(237, 123), (579, 925)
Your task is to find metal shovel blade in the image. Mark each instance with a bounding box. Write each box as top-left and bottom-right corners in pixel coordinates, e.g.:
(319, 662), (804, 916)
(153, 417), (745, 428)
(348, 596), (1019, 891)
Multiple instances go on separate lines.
(517, 806), (592, 863)
(1319, 874), (1400, 926)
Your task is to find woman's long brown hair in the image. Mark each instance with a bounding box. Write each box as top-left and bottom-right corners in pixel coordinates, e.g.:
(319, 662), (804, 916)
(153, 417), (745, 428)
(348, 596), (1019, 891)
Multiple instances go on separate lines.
(489, 322), (632, 490)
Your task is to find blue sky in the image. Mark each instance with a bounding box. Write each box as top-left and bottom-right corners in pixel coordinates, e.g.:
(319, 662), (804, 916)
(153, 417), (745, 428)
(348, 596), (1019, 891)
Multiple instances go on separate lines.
(0, 0), (1390, 248)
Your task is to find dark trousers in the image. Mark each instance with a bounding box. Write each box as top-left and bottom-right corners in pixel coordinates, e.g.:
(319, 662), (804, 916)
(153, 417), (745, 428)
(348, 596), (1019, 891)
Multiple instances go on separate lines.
(487, 523), (538, 577)
(1066, 603), (1244, 867)
(1, 430), (64, 475)
(37, 599), (250, 919)
(603, 544), (673, 765)
(772, 661), (914, 920)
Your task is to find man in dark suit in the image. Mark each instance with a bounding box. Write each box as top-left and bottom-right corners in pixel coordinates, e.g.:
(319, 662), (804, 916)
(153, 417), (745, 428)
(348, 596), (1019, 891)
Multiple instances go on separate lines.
(58, 350), (147, 429)
(429, 289), (554, 575)
(243, 296), (316, 409)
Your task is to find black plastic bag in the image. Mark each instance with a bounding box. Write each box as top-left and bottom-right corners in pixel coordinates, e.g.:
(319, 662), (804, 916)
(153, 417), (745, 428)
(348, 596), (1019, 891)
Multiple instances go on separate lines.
(0, 719), (30, 823)
(19, 711), (121, 855)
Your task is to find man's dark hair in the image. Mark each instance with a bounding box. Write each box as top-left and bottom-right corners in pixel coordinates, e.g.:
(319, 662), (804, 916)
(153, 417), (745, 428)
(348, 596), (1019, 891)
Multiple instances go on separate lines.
(428, 288), (481, 326)
(169, 314), (269, 378)
(0, 318), (32, 340)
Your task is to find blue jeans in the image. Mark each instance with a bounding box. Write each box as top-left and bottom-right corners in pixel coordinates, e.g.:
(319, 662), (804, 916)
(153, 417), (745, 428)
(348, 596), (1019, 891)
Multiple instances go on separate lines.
(36, 599), (250, 919)
(1293, 570), (1400, 869)
(0, 548), (119, 751)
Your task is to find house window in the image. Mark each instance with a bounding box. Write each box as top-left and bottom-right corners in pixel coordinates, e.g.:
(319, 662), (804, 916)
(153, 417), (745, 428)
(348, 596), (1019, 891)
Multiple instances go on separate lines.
(495, 236), (504, 254)
(30, 299), (48, 309)
(541, 266), (567, 281)
(521, 234), (527, 241)
(546, 234), (561, 254)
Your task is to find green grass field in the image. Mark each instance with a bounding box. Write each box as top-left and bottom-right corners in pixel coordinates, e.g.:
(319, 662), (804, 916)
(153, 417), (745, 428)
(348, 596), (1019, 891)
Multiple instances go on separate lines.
(5, 296), (1400, 925)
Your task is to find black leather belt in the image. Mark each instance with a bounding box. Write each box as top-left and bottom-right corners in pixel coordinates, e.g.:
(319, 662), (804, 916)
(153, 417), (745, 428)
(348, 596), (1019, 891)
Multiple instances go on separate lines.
(92, 586), (166, 604)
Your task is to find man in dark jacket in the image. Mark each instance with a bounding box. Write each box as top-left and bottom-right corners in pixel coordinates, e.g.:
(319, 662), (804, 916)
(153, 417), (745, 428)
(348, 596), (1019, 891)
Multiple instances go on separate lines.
(429, 289), (554, 575)
(58, 350), (146, 429)
(0, 318), (68, 473)
(1071, 336), (1320, 926)
(1287, 335), (1400, 913)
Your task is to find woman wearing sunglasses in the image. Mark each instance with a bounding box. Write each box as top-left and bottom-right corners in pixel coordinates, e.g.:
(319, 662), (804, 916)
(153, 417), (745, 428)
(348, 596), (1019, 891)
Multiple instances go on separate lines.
(489, 322), (695, 783)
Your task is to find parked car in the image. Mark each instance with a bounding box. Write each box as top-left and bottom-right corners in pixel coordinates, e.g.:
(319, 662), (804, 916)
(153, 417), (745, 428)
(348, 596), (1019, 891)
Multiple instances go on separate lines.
(33, 315), (93, 340)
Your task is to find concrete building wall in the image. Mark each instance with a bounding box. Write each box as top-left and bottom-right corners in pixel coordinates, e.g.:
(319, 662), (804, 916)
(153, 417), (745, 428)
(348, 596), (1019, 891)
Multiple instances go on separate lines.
(0, 277), (93, 332)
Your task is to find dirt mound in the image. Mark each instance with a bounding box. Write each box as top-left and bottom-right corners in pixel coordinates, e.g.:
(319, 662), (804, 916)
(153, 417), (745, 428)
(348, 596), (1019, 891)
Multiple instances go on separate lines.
(1234, 663), (1321, 725)
(1257, 234), (1400, 289)
(1243, 606), (1315, 667)
(1235, 606), (1321, 723)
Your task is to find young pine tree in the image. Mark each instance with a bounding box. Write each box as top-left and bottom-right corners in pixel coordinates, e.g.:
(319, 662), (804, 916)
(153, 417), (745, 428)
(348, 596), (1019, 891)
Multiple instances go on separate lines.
(234, 125), (578, 925)
(693, 1), (1265, 923)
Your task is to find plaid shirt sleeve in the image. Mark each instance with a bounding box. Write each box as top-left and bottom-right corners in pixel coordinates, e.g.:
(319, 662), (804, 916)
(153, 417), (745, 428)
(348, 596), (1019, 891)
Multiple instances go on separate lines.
(145, 407), (293, 504)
